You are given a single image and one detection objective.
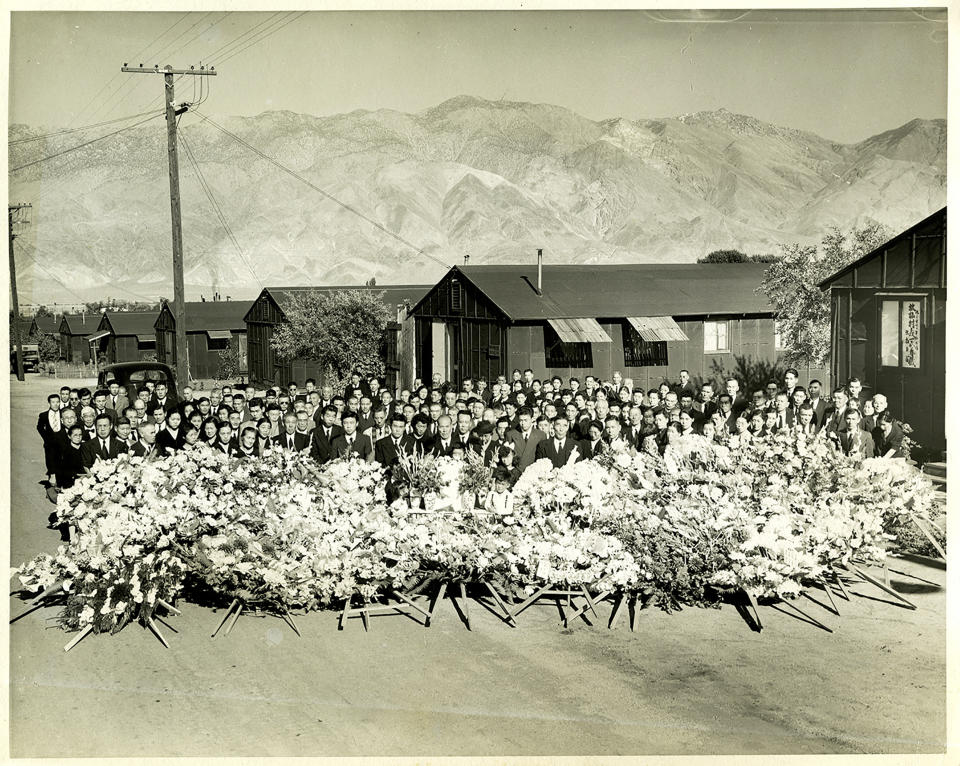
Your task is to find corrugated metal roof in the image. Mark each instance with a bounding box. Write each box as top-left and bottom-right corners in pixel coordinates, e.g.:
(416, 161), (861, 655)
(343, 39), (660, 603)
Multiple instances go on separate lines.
(450, 264), (774, 321)
(818, 206), (946, 289)
(102, 311), (160, 336)
(60, 314), (101, 335)
(159, 301), (250, 332)
(263, 285), (431, 317)
(548, 317), (612, 343)
(627, 316), (690, 342)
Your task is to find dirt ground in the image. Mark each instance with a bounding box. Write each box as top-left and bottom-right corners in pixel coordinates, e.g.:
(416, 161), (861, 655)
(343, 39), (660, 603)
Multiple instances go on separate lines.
(6, 375), (947, 757)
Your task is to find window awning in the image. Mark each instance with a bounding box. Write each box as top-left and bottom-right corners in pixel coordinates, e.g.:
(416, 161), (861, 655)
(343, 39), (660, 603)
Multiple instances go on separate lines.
(136, 334), (155, 343)
(548, 318), (612, 343)
(86, 330), (110, 343)
(206, 330), (232, 340)
(627, 316), (689, 342)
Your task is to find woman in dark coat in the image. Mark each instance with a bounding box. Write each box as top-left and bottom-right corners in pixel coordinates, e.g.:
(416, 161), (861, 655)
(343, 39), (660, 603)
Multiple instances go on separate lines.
(156, 410), (186, 455)
(873, 411), (907, 458)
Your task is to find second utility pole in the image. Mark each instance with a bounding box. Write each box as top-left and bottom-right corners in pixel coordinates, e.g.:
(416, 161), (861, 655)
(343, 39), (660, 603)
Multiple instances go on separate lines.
(121, 63), (216, 387)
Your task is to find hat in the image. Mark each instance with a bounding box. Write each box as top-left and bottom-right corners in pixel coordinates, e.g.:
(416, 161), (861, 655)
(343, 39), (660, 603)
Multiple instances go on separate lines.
(473, 421), (494, 436)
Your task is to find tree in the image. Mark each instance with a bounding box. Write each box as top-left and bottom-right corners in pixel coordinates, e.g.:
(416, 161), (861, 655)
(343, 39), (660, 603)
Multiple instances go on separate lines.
(34, 305), (54, 318)
(84, 298), (161, 313)
(270, 290), (393, 392)
(214, 347), (242, 381)
(758, 222), (890, 368)
(698, 249), (750, 263)
(37, 334), (60, 364)
(698, 249), (781, 263)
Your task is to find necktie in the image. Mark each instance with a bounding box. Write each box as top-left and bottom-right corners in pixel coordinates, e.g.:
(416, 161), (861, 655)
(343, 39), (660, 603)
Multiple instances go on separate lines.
(288, 435), (294, 449)
(556, 440), (562, 452)
(100, 438), (107, 453)
(324, 427), (331, 439)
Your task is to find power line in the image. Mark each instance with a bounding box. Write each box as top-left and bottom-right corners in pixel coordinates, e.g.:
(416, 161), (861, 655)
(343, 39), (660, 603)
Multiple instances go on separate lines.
(71, 11), (192, 126)
(192, 110), (452, 270)
(217, 12), (308, 65)
(164, 11), (234, 60)
(178, 130), (264, 289)
(10, 112), (162, 173)
(8, 109), (160, 145)
(202, 11), (284, 62)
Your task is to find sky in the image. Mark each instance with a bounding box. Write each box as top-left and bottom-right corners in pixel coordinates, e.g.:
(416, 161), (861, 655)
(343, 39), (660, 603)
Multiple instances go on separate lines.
(8, 8), (948, 144)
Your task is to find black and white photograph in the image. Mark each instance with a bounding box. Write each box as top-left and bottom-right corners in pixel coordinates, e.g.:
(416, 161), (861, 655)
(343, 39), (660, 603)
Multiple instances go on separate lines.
(4, 4), (952, 759)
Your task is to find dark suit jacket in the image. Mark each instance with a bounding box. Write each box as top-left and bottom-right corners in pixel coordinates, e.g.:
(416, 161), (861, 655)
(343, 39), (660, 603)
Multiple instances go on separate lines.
(430, 438), (456, 458)
(156, 428), (185, 454)
(211, 439), (238, 456)
(55, 444), (86, 488)
(80, 436), (126, 469)
(129, 441), (159, 459)
(310, 424), (344, 464)
(149, 394), (180, 414)
(839, 429), (875, 459)
(374, 435), (405, 468)
(534, 436), (582, 469)
(37, 410), (62, 444)
(331, 433), (373, 461)
(403, 434), (430, 458)
(809, 398), (828, 426)
(579, 438), (606, 459)
(272, 431), (311, 452)
(92, 407), (118, 425)
(506, 428), (548, 472)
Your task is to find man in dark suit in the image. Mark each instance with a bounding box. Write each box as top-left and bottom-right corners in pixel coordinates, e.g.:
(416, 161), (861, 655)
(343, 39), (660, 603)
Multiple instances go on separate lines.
(310, 405), (343, 464)
(149, 381), (179, 415)
(272, 412), (311, 452)
(129, 421), (160, 458)
(37, 393), (64, 482)
(453, 410), (474, 451)
(821, 388), (850, 439)
(506, 406), (548, 473)
(838, 409), (874, 459)
(770, 393), (795, 432)
(795, 403), (820, 437)
(375, 413), (409, 468)
(534, 415), (582, 468)
(806, 379), (828, 426)
(331, 411), (373, 461)
(91, 390), (118, 425)
(724, 378), (749, 417)
(80, 414), (126, 469)
(430, 415), (456, 457)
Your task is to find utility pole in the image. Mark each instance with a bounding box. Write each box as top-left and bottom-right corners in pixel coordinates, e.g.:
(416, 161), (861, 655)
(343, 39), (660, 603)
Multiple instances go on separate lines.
(121, 63), (216, 386)
(8, 203), (31, 382)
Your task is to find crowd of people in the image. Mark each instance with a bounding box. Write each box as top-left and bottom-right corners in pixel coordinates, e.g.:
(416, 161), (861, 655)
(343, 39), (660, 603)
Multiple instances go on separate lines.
(36, 366), (910, 505)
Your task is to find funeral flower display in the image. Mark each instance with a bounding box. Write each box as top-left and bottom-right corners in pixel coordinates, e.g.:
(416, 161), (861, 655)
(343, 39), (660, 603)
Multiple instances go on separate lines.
(13, 428), (942, 642)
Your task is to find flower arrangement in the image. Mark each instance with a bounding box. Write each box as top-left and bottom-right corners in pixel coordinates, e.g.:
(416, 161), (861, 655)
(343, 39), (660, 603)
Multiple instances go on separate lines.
(13, 428), (944, 641)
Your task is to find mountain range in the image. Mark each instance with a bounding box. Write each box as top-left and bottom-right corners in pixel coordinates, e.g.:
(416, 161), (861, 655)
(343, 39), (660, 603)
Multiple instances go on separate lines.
(9, 96), (946, 303)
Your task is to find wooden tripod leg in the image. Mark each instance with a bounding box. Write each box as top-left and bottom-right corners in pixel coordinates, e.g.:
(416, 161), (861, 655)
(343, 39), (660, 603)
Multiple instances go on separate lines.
(426, 581), (447, 627)
(909, 513), (947, 560)
(483, 582), (516, 626)
(30, 581), (64, 605)
(608, 594), (625, 629)
(779, 599), (833, 633)
(211, 598), (239, 638)
(391, 589), (433, 620)
(146, 616), (170, 647)
(282, 611), (301, 637)
(629, 596), (639, 632)
(458, 582), (470, 630)
(849, 565), (917, 610)
(359, 596), (370, 631)
(508, 584), (551, 620)
(814, 577), (840, 615)
(224, 604), (243, 635)
(63, 624), (93, 652)
(157, 599), (181, 616)
(832, 569), (851, 601)
(744, 590), (763, 631)
(338, 594), (352, 631)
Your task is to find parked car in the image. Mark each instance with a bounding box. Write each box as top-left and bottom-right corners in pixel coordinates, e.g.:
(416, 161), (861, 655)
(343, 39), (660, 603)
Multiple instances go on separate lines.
(10, 343), (40, 374)
(97, 361), (178, 399)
